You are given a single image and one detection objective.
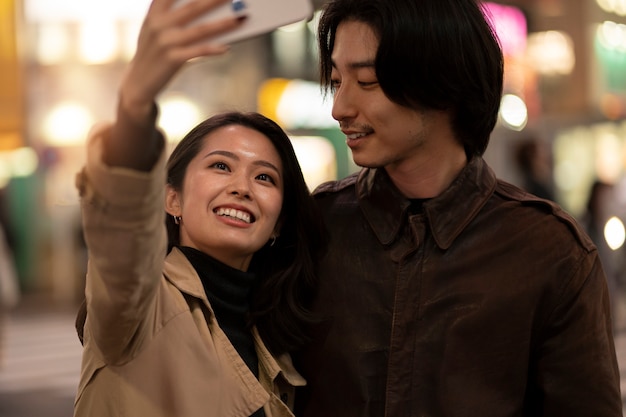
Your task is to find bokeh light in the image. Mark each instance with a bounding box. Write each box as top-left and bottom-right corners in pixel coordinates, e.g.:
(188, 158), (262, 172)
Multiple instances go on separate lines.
(605, 216), (626, 250)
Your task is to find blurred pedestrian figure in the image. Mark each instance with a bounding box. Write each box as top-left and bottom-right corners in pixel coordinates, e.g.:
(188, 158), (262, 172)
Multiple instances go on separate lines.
(583, 180), (622, 330)
(514, 137), (556, 201)
(614, 174), (626, 290)
(585, 181), (616, 250)
(0, 222), (20, 366)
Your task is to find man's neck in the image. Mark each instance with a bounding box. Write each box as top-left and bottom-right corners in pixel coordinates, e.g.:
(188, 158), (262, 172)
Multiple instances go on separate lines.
(385, 149), (468, 199)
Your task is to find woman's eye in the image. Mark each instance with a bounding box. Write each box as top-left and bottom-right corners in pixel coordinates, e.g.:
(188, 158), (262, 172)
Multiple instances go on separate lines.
(330, 79), (341, 91)
(211, 162), (229, 171)
(256, 173), (276, 184)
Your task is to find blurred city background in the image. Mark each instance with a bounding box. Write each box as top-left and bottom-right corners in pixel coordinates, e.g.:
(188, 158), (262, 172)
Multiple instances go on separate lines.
(1, 0), (626, 415)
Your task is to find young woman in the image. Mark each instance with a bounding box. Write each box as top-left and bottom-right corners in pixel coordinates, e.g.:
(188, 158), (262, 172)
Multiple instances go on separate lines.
(73, 1), (326, 416)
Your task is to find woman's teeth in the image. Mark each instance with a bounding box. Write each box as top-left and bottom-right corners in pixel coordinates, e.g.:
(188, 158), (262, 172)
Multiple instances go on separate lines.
(216, 208), (251, 223)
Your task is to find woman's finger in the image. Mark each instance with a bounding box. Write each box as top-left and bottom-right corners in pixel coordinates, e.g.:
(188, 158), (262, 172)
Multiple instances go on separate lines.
(117, 0), (242, 114)
(162, 0), (232, 28)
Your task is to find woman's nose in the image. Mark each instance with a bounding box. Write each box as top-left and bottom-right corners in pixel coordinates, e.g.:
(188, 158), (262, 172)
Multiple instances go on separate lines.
(229, 175), (251, 199)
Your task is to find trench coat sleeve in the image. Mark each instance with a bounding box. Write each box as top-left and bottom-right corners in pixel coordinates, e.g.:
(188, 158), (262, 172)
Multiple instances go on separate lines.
(75, 122), (168, 365)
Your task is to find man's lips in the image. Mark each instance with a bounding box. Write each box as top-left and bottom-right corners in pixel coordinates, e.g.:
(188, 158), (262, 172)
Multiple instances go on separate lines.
(343, 131), (370, 140)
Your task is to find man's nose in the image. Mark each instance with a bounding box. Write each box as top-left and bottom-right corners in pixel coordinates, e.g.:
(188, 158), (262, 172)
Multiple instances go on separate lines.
(331, 83), (357, 122)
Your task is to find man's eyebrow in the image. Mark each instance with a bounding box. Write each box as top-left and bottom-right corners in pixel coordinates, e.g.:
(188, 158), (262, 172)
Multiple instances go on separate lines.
(331, 59), (376, 70)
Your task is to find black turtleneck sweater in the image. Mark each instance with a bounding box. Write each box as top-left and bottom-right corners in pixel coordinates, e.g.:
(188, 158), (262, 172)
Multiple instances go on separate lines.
(179, 246), (265, 417)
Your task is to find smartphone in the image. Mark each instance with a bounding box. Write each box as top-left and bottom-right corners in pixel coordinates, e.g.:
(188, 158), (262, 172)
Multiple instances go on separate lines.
(174, 0), (314, 45)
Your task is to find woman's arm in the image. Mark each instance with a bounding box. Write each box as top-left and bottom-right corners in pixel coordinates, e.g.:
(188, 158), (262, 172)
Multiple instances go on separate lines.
(79, 0), (246, 363)
(103, 0), (244, 171)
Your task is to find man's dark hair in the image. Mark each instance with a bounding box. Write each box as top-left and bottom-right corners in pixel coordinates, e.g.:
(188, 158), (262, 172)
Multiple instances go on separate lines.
(318, 0), (504, 157)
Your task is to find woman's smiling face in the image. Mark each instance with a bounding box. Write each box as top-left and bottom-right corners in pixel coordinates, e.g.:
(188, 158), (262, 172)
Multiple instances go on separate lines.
(165, 124), (284, 271)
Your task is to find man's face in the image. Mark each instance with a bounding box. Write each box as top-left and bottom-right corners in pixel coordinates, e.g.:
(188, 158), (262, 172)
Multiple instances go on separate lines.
(330, 20), (461, 182)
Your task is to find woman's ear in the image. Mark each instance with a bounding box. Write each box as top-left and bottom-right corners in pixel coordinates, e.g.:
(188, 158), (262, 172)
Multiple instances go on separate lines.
(273, 217), (284, 238)
(165, 185), (182, 217)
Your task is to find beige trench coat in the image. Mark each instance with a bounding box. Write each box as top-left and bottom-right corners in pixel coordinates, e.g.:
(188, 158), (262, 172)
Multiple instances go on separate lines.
(73, 124), (305, 417)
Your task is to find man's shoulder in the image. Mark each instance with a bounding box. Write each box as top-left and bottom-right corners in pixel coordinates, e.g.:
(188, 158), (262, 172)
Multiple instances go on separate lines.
(312, 171), (360, 198)
(493, 179), (595, 252)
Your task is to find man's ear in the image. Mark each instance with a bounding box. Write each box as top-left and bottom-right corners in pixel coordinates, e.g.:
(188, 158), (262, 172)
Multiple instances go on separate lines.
(165, 185), (181, 217)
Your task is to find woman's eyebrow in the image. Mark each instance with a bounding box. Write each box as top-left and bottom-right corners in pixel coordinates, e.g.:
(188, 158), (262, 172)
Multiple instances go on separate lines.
(204, 150), (238, 160)
(204, 150), (280, 174)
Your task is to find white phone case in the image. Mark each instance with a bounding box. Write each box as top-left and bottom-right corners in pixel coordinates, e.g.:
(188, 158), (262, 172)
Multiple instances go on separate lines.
(174, 0), (314, 44)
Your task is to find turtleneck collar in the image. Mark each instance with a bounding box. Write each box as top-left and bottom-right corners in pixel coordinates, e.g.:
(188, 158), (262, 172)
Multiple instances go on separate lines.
(178, 246), (257, 303)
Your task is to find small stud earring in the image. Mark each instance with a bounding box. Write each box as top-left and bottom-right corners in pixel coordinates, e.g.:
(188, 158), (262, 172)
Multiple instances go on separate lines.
(174, 215), (181, 225)
(269, 236), (277, 247)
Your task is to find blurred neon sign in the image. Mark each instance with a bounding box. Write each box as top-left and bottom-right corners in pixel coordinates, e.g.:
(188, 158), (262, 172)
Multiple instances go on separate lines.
(482, 2), (527, 57)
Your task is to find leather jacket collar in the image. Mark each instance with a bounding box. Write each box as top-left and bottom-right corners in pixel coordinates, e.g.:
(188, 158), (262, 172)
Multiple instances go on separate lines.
(357, 157), (497, 250)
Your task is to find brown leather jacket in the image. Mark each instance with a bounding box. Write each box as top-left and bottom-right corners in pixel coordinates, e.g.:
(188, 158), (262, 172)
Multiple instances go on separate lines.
(295, 157), (621, 417)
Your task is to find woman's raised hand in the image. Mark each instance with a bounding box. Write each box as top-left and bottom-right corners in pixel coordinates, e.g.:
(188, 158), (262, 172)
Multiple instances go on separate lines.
(118, 0), (245, 123)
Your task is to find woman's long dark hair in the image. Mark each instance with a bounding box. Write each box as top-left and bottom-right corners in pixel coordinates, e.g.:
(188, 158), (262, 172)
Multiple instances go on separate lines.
(166, 112), (327, 355)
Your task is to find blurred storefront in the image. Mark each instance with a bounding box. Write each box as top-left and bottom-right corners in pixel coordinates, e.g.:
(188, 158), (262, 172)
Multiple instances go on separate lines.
(488, 0), (626, 299)
(483, 0), (626, 262)
(1, 0), (625, 302)
(0, 0), (40, 296)
(2, 0), (332, 303)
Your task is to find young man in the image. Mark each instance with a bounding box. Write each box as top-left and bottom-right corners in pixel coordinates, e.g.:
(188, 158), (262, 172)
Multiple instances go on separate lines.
(294, 0), (623, 415)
